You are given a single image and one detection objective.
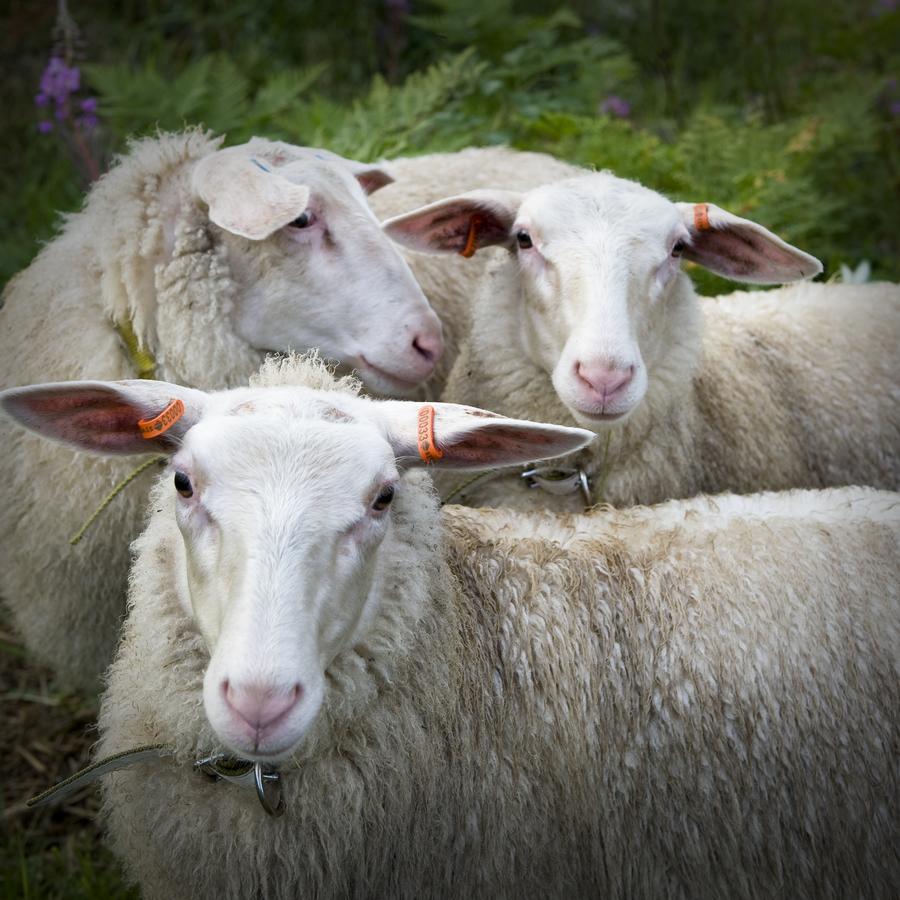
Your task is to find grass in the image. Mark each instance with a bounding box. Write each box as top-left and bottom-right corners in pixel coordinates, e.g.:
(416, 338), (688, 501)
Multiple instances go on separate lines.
(0, 611), (136, 899)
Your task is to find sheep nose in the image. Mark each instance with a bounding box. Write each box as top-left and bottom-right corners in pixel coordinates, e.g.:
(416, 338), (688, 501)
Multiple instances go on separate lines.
(575, 361), (635, 403)
(223, 681), (302, 732)
(412, 328), (444, 365)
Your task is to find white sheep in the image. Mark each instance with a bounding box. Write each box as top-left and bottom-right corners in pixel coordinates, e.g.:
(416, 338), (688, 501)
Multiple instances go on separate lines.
(0, 129), (445, 690)
(369, 147), (581, 390)
(384, 172), (900, 510)
(5, 356), (898, 898)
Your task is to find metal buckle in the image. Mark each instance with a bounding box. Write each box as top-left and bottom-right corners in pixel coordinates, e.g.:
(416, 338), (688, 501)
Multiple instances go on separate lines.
(194, 754), (285, 818)
(521, 466), (592, 506)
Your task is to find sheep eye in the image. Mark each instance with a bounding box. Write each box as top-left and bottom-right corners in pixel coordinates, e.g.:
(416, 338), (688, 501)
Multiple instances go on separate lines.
(174, 471), (193, 498)
(372, 484), (394, 511)
(672, 240), (686, 256)
(516, 230), (533, 250)
(289, 211), (314, 229)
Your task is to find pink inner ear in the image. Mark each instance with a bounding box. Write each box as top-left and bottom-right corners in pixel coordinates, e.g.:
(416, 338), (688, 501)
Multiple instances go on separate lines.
(355, 169), (394, 195)
(9, 389), (148, 453)
(686, 226), (811, 282)
(440, 423), (573, 467)
(392, 204), (510, 254)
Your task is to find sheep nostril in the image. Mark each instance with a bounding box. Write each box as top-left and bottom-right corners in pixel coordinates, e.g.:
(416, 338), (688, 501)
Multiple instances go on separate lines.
(412, 333), (442, 363)
(223, 680), (303, 731)
(575, 361), (635, 400)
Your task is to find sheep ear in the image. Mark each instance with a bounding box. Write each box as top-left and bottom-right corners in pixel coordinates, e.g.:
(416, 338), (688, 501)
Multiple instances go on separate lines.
(372, 401), (594, 470)
(193, 146), (311, 240)
(383, 190), (523, 257)
(341, 159), (395, 195)
(0, 380), (207, 456)
(677, 202), (822, 284)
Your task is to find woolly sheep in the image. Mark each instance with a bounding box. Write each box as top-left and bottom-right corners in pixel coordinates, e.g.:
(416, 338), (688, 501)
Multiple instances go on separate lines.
(369, 147), (581, 390)
(0, 130), (445, 690)
(385, 172), (900, 510)
(5, 357), (898, 898)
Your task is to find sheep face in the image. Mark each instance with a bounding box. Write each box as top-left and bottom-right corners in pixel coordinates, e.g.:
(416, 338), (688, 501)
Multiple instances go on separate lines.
(1, 374), (593, 761)
(513, 177), (686, 425)
(384, 173), (821, 429)
(178, 408), (400, 762)
(193, 141), (444, 395)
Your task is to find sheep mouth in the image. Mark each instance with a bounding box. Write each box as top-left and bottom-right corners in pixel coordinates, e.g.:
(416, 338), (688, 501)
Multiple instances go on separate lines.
(223, 736), (299, 764)
(356, 355), (423, 394)
(569, 405), (631, 424)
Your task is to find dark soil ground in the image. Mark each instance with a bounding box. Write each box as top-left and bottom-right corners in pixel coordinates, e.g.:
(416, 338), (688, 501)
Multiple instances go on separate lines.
(0, 610), (135, 899)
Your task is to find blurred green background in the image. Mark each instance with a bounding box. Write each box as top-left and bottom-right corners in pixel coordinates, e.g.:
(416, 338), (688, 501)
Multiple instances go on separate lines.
(3, 0), (899, 297)
(1, 0), (898, 895)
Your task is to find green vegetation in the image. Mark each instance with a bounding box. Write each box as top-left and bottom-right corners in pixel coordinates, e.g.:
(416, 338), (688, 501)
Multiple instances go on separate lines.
(3, 0), (898, 290)
(1, 833), (138, 900)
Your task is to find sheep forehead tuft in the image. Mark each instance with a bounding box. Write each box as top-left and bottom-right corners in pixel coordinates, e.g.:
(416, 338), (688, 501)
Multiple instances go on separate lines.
(250, 351), (363, 395)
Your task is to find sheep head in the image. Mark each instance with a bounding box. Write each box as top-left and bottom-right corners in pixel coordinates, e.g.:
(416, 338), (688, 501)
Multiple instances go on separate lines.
(1, 376), (592, 761)
(384, 173), (822, 428)
(191, 138), (443, 395)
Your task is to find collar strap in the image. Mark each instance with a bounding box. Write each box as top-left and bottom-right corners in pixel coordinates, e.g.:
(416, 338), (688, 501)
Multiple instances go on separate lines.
(27, 744), (284, 817)
(417, 405), (444, 463)
(138, 398), (185, 439)
(114, 318), (157, 380)
(459, 214), (482, 258)
(693, 203), (711, 231)
(27, 744), (172, 808)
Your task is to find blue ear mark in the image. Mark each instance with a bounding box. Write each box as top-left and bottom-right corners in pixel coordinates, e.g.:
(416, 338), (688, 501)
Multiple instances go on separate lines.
(250, 158), (271, 173)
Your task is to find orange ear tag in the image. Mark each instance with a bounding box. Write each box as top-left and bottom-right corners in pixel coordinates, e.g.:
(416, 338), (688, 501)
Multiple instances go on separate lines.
(693, 203), (711, 231)
(459, 214), (482, 258)
(138, 398), (185, 439)
(417, 405), (444, 463)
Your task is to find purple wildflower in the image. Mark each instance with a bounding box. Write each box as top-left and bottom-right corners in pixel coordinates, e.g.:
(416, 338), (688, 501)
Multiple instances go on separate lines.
(890, 100), (900, 118)
(40, 56), (80, 104)
(600, 95), (631, 119)
(35, 3), (102, 183)
(35, 52), (99, 139)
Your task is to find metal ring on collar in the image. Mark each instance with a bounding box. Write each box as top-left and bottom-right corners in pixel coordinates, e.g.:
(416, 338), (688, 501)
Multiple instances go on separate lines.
(254, 763), (285, 817)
